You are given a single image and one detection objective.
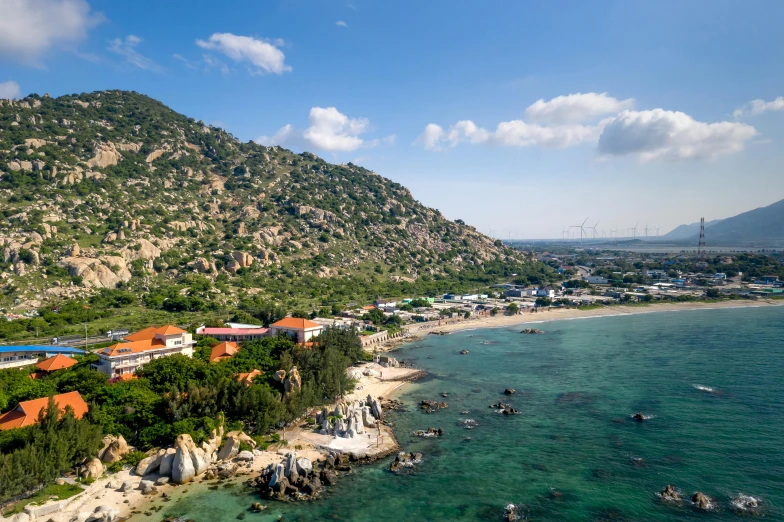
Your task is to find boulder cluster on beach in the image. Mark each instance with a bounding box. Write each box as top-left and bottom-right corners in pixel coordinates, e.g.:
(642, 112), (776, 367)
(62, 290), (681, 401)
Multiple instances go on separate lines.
(314, 394), (383, 438)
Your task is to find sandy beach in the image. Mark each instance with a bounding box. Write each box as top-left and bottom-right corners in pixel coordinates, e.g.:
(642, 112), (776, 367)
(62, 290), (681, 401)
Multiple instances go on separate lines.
(376, 298), (784, 351)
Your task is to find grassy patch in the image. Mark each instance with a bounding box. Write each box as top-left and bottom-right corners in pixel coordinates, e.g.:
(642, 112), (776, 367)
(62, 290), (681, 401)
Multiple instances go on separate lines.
(3, 482), (84, 516)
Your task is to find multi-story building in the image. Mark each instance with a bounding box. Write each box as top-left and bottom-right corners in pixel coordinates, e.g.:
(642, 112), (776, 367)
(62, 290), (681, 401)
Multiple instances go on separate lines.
(92, 325), (195, 377)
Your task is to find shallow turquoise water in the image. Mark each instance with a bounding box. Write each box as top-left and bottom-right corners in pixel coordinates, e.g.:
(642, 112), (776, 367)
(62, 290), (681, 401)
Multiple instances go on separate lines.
(137, 307), (784, 521)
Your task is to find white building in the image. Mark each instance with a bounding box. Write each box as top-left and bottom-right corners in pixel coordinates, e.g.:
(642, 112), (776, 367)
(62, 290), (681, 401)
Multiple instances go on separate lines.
(585, 276), (609, 285)
(93, 325), (195, 378)
(269, 318), (324, 344)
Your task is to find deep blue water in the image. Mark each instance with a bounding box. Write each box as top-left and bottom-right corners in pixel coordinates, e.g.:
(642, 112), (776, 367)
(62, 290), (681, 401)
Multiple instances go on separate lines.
(134, 306), (784, 521)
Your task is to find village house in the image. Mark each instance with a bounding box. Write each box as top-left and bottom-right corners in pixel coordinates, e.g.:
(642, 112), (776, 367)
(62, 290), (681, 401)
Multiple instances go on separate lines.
(0, 345), (85, 371)
(0, 391), (88, 430)
(92, 325), (195, 377)
(209, 341), (239, 363)
(269, 318), (323, 343)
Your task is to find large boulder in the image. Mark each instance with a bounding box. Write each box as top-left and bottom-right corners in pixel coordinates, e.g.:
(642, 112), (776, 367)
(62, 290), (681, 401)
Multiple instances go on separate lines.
(171, 435), (197, 484)
(296, 458), (312, 475)
(138, 480), (157, 495)
(86, 143), (122, 169)
(135, 449), (164, 476)
(232, 251), (253, 268)
(58, 257), (126, 288)
(236, 450), (254, 462)
(82, 457), (104, 480)
(158, 448), (176, 477)
(99, 435), (130, 463)
(217, 434), (240, 461)
(190, 446), (209, 476)
(267, 464), (285, 488)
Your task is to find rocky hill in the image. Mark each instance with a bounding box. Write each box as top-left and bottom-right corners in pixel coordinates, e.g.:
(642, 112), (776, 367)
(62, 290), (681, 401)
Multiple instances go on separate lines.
(0, 90), (535, 314)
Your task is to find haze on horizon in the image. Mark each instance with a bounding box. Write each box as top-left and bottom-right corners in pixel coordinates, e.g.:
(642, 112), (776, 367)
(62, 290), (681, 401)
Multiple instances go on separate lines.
(2, 0), (783, 238)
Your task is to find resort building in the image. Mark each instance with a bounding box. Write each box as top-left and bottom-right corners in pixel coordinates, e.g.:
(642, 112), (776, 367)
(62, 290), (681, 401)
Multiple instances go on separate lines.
(0, 391), (88, 430)
(0, 345), (85, 370)
(92, 325), (195, 377)
(210, 341), (239, 363)
(195, 325), (269, 342)
(269, 318), (323, 344)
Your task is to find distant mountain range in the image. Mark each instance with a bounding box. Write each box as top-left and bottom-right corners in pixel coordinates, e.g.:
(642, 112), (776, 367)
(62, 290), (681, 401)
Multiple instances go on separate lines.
(664, 219), (723, 240)
(665, 198), (784, 245)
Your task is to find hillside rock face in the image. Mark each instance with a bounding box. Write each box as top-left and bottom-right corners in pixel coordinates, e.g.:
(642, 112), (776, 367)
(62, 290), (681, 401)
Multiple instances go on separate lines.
(0, 90), (530, 309)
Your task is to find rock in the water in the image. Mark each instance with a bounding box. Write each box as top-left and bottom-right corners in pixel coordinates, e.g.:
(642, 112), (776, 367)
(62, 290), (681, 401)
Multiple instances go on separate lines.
(692, 492), (712, 510)
(320, 469), (338, 485)
(659, 484), (681, 502)
(504, 388), (516, 395)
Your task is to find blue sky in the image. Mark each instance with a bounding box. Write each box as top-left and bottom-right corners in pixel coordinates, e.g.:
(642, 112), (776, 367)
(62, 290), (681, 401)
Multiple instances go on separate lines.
(2, 0), (784, 238)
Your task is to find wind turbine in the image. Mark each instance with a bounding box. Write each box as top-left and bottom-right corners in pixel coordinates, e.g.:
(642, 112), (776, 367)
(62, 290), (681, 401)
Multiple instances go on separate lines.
(655, 227), (661, 237)
(571, 217), (589, 245)
(632, 222), (639, 238)
(644, 223), (650, 237)
(590, 220), (600, 239)
(561, 228), (570, 240)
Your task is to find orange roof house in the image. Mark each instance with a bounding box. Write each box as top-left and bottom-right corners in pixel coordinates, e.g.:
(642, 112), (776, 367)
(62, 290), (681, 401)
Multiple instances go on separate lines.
(269, 318), (323, 344)
(237, 369), (262, 385)
(35, 354), (77, 373)
(0, 391), (89, 430)
(210, 341), (239, 363)
(93, 324), (195, 377)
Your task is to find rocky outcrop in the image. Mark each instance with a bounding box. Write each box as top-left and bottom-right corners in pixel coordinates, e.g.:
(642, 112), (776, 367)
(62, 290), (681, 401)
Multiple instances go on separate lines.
(135, 449), (165, 476)
(692, 492), (712, 510)
(314, 396), (383, 439)
(158, 448), (176, 477)
(232, 251), (253, 268)
(120, 238), (161, 270)
(171, 434), (197, 484)
(81, 457), (104, 480)
(87, 142), (122, 169)
(659, 484), (681, 502)
(254, 450), (321, 500)
(99, 435), (130, 463)
(84, 505), (120, 522)
(284, 366), (302, 394)
(58, 256), (131, 288)
(145, 148), (167, 163)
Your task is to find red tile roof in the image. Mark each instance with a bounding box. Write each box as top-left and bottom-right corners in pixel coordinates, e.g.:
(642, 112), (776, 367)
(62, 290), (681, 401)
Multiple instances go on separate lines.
(199, 327), (269, 336)
(0, 391), (89, 430)
(237, 369), (262, 385)
(210, 342), (240, 363)
(98, 338), (166, 357)
(124, 325), (187, 341)
(35, 354), (77, 372)
(270, 318), (322, 330)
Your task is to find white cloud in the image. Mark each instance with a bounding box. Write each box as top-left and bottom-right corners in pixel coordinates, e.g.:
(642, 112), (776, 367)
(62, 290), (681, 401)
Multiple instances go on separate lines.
(108, 35), (162, 72)
(415, 123), (445, 151)
(336, 20), (348, 27)
(524, 92), (634, 124)
(256, 107), (389, 152)
(256, 124), (298, 147)
(734, 96), (784, 118)
(0, 0), (102, 65)
(0, 81), (21, 99)
(417, 119), (597, 150)
(597, 109), (758, 162)
(173, 53), (198, 70)
(303, 107), (369, 151)
(196, 33), (290, 75)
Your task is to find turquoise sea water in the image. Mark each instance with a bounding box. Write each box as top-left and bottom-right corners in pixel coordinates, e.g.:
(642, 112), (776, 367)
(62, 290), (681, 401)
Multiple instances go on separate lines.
(135, 306), (784, 521)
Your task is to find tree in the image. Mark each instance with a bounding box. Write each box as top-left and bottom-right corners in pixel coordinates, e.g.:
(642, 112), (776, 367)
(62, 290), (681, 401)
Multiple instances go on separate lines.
(535, 297), (552, 307)
(506, 303), (519, 315)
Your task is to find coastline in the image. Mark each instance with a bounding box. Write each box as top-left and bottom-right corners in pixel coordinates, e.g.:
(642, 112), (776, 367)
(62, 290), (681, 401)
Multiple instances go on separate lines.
(36, 299), (782, 521)
(376, 298), (784, 352)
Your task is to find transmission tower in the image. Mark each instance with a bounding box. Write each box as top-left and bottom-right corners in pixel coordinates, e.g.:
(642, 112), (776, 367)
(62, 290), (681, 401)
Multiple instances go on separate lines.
(697, 217), (706, 261)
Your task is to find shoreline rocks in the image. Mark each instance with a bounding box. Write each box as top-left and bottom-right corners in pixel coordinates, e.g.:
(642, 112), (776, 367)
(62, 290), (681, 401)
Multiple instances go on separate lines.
(420, 400), (448, 413)
(521, 328), (544, 334)
(412, 427), (444, 437)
